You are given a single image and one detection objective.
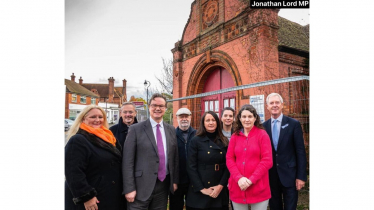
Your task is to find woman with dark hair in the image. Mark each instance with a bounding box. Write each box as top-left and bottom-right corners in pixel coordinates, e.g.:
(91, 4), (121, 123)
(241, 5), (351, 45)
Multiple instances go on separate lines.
(221, 107), (235, 141)
(226, 105), (272, 210)
(65, 105), (125, 210)
(186, 111), (230, 210)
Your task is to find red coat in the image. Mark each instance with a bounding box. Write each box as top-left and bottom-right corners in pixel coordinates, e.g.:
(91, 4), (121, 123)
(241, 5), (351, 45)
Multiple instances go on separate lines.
(226, 126), (273, 204)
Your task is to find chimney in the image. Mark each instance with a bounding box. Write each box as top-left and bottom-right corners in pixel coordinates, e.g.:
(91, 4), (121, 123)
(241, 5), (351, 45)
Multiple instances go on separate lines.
(108, 77), (115, 103)
(122, 79), (127, 102)
(79, 77), (83, 85)
(70, 73), (76, 82)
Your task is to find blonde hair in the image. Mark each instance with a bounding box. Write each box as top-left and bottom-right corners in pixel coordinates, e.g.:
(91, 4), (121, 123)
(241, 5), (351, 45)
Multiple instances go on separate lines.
(67, 105), (109, 140)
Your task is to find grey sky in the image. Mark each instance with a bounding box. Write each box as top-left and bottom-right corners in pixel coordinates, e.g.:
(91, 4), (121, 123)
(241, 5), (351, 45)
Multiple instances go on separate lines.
(65, 0), (309, 100)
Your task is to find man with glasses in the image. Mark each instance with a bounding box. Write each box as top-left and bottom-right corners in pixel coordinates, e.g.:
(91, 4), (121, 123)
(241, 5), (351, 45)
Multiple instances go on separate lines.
(123, 93), (179, 210)
(110, 102), (138, 151)
(169, 108), (196, 210)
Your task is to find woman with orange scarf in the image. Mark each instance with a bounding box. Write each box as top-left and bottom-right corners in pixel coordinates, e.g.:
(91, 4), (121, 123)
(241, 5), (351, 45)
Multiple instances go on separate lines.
(65, 105), (125, 210)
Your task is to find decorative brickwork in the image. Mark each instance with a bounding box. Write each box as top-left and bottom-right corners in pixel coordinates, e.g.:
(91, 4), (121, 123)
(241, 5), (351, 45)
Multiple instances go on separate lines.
(224, 17), (248, 41)
(172, 3), (309, 127)
(183, 42), (197, 60)
(201, 0), (219, 30)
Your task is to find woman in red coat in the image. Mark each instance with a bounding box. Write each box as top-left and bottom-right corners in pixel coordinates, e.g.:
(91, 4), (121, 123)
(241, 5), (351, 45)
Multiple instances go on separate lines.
(226, 104), (273, 210)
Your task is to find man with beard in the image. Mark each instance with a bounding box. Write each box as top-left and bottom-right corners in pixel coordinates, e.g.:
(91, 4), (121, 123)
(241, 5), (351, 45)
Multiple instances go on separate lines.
(110, 102), (138, 151)
(169, 108), (196, 210)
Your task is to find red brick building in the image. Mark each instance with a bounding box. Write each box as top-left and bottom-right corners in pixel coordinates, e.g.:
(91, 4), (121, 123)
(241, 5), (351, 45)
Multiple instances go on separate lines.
(65, 77), (99, 119)
(171, 1), (309, 128)
(69, 73), (128, 106)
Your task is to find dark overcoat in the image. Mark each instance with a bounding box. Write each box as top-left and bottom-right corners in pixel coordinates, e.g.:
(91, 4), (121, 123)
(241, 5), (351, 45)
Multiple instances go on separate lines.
(186, 135), (230, 209)
(65, 129), (125, 210)
(109, 116), (138, 151)
(175, 126), (196, 185)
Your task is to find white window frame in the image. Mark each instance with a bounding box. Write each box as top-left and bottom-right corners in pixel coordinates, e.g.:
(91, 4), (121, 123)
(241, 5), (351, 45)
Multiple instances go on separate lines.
(214, 100), (219, 112)
(80, 96), (86, 104)
(91, 97), (96, 104)
(224, 99), (229, 108)
(72, 94), (77, 102)
(209, 101), (214, 111)
(230, 98), (235, 109)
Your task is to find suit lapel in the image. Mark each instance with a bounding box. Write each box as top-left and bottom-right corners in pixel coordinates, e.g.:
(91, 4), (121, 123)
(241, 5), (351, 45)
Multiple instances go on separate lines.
(265, 120), (275, 150)
(144, 119), (158, 155)
(278, 116), (289, 149)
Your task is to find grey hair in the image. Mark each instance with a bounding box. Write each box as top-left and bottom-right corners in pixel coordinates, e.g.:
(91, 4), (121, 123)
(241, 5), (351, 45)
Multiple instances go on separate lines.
(266, 93), (284, 104)
(121, 102), (136, 111)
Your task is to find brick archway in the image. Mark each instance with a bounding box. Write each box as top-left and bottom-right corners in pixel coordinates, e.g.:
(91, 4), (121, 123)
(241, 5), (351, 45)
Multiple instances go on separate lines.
(186, 50), (242, 128)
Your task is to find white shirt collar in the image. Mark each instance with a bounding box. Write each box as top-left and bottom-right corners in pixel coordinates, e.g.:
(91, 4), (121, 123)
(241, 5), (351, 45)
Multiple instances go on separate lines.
(150, 117), (164, 128)
(271, 113), (283, 123)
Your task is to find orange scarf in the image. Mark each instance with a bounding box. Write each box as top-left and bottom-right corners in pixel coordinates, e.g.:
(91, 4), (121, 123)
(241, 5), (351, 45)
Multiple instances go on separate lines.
(80, 123), (116, 146)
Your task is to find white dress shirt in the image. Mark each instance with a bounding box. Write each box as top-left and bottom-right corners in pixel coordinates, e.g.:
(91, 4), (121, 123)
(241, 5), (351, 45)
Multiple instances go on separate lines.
(149, 117), (169, 175)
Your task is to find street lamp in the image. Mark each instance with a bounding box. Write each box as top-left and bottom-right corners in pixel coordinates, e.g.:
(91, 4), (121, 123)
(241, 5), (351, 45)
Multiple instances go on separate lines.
(144, 80), (151, 119)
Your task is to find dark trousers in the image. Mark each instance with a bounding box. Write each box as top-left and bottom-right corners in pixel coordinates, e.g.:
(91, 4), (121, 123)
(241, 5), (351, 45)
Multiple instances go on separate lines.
(169, 183), (189, 210)
(128, 175), (170, 210)
(269, 170), (298, 210)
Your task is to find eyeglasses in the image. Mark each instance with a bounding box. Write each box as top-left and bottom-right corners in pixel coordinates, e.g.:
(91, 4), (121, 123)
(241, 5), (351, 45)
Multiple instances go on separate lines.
(150, 104), (166, 109)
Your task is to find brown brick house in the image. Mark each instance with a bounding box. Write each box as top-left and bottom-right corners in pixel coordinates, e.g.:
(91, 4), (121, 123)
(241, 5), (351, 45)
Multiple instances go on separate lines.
(65, 78), (99, 119)
(68, 73), (128, 123)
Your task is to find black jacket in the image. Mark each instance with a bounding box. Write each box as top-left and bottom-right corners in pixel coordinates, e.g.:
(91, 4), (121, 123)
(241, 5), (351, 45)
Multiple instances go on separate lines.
(65, 129), (125, 210)
(186, 135), (230, 209)
(110, 117), (138, 151)
(175, 126), (196, 184)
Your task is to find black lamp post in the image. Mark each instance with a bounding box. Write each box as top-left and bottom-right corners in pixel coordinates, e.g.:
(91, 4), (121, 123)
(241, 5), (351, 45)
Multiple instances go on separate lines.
(144, 80), (151, 119)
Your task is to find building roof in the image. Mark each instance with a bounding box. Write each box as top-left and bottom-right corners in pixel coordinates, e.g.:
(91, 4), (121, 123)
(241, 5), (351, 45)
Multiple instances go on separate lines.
(81, 83), (109, 98)
(65, 79), (99, 98)
(114, 87), (124, 97)
(278, 16), (309, 52)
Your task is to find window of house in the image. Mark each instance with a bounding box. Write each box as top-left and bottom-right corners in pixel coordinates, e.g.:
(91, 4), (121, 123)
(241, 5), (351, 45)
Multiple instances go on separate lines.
(91, 98), (96, 104)
(72, 94), (77, 102)
(230, 98), (235, 109)
(80, 96), (86, 104)
(224, 99), (229, 108)
(205, 101), (209, 112)
(214, 100), (219, 112)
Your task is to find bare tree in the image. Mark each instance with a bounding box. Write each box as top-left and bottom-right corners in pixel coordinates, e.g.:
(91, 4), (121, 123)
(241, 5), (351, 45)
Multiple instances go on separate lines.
(155, 58), (173, 95)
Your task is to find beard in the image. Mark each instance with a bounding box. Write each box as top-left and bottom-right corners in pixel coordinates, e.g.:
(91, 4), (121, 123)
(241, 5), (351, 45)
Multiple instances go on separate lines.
(178, 121), (190, 130)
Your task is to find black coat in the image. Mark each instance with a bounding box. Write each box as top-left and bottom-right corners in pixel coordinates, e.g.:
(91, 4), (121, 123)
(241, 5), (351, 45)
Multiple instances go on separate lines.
(109, 117), (138, 151)
(186, 135), (230, 209)
(175, 126), (196, 184)
(65, 129), (125, 210)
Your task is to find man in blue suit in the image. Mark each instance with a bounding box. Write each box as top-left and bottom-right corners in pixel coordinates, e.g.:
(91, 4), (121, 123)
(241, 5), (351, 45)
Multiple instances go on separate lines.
(263, 93), (307, 210)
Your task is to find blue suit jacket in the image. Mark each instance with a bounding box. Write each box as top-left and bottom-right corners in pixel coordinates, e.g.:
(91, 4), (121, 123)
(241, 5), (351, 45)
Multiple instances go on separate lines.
(263, 115), (307, 187)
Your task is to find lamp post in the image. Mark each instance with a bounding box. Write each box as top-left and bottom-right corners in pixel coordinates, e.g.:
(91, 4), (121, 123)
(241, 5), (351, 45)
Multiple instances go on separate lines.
(144, 80), (151, 119)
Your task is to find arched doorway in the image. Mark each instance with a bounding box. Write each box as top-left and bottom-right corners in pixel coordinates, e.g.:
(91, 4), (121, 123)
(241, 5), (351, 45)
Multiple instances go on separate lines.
(201, 67), (236, 117)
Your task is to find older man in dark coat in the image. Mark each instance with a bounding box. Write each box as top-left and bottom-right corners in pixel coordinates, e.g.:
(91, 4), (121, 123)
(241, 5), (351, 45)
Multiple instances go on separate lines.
(169, 108), (196, 210)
